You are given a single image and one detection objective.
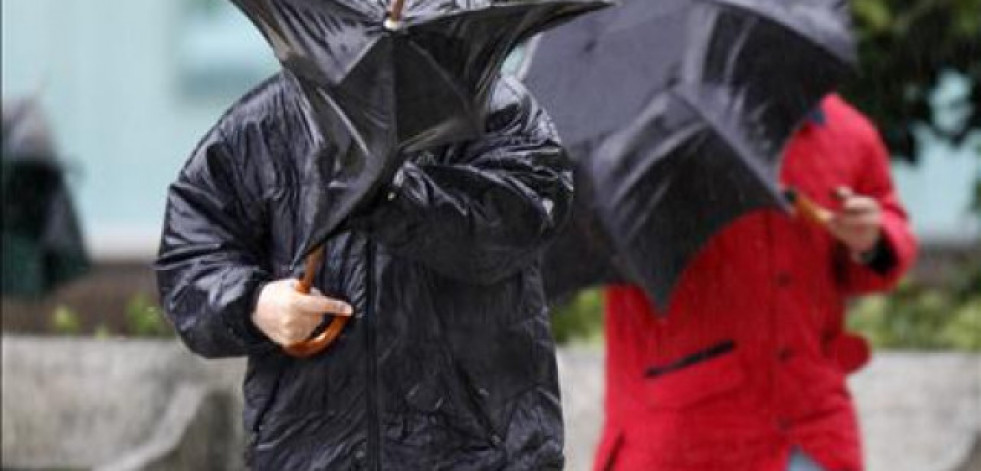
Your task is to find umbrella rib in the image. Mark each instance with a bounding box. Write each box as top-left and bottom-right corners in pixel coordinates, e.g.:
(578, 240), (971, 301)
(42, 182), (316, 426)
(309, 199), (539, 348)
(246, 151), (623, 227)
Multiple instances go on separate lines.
(721, 16), (755, 83)
(610, 123), (704, 207)
(699, 0), (854, 67)
(400, 39), (479, 127)
(289, 0), (380, 21)
(405, 1), (599, 29)
(671, 88), (788, 209)
(305, 83), (374, 158)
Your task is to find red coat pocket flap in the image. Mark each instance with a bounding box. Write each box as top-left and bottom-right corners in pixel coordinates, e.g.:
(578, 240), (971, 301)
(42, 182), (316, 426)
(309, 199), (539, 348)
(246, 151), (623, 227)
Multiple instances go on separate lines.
(642, 344), (745, 410)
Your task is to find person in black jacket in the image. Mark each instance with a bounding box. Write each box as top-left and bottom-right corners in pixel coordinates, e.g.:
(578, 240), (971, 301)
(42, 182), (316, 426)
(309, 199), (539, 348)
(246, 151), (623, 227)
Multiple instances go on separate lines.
(155, 70), (573, 470)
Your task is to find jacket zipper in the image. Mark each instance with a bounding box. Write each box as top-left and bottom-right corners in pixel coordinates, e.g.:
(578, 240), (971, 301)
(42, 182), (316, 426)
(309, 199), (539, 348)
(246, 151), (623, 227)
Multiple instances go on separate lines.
(364, 241), (380, 470)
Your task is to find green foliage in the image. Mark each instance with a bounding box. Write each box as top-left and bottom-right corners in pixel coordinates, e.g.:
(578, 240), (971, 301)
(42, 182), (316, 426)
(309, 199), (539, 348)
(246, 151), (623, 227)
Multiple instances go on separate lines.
(849, 264), (981, 351)
(93, 323), (113, 340)
(550, 274), (981, 351)
(50, 305), (82, 335)
(845, 0), (981, 159)
(47, 295), (173, 338)
(124, 294), (172, 338)
(550, 289), (604, 345)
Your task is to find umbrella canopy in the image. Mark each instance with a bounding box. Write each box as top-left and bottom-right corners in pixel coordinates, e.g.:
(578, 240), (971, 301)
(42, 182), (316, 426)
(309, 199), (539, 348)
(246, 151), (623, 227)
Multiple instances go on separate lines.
(231, 0), (608, 356)
(525, 0), (856, 309)
(232, 0), (609, 269)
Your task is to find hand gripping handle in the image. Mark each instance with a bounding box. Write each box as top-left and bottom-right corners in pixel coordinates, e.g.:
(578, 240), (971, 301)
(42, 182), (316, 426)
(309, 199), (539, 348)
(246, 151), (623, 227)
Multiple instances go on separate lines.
(283, 246), (352, 358)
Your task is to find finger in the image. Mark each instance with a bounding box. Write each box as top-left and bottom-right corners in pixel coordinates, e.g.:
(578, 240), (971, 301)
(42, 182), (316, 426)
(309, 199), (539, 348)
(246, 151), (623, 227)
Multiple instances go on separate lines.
(841, 197), (879, 215)
(827, 222), (870, 247)
(834, 186), (854, 201)
(285, 314), (322, 338)
(292, 294), (354, 316)
(828, 220), (846, 238)
(270, 331), (293, 347)
(828, 214), (875, 235)
(289, 323), (319, 343)
(835, 211), (881, 229)
(827, 217), (849, 240)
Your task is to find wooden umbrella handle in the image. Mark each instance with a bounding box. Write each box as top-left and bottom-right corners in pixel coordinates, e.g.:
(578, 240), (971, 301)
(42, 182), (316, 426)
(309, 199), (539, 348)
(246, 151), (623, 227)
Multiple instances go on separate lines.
(389, 0), (407, 22)
(785, 187), (834, 228)
(385, 0), (407, 29)
(284, 246), (352, 359)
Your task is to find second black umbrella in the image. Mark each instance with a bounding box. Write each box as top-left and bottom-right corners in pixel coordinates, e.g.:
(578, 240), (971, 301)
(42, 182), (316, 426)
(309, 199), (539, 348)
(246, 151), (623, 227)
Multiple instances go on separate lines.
(525, 0), (857, 309)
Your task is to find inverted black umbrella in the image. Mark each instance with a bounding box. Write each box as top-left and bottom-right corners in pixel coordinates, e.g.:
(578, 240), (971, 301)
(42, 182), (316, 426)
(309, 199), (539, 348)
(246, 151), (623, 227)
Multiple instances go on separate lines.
(524, 0), (856, 309)
(232, 0), (608, 355)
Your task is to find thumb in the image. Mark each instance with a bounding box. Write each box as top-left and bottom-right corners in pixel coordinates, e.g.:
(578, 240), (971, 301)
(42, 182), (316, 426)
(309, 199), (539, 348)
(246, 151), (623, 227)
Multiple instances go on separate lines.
(293, 293), (354, 317)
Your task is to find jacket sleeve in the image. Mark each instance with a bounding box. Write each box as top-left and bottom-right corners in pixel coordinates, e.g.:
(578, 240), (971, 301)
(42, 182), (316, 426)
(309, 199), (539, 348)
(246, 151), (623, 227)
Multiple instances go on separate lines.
(354, 78), (574, 285)
(837, 123), (918, 295)
(155, 130), (275, 359)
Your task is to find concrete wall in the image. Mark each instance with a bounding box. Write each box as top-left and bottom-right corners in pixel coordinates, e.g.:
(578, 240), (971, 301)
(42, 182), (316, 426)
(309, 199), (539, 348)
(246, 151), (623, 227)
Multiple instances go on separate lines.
(2, 337), (978, 470)
(1, 338), (246, 470)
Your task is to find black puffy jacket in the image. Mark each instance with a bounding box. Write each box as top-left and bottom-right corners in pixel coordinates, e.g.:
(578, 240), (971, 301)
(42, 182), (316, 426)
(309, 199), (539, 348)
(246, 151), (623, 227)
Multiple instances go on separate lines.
(156, 72), (573, 470)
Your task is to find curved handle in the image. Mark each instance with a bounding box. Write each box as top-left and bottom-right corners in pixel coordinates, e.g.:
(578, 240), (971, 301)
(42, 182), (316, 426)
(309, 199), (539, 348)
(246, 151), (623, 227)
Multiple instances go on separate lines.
(384, 0), (407, 29)
(284, 246), (352, 359)
(389, 0), (407, 22)
(785, 187), (834, 228)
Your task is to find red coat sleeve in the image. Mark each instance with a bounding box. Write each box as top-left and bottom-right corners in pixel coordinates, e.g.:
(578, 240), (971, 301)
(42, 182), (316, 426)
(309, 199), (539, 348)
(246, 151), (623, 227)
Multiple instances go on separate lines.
(837, 120), (918, 295)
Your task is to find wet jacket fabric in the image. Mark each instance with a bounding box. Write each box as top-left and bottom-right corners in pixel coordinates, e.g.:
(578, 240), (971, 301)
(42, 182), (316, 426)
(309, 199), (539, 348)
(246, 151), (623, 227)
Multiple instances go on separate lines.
(156, 72), (573, 470)
(596, 95), (917, 471)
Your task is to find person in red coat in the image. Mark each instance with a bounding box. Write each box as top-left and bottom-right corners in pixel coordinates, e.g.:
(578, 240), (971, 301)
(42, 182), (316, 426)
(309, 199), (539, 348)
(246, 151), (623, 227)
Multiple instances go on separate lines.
(594, 94), (918, 471)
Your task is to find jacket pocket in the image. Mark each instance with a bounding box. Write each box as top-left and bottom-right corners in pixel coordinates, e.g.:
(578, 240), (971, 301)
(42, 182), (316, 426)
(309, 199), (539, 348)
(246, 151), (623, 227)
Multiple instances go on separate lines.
(642, 341), (745, 410)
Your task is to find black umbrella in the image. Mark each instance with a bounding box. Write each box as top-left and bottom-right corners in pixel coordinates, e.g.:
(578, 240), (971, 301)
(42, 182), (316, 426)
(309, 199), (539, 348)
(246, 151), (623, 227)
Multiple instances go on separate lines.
(524, 0), (856, 309)
(234, 0), (607, 265)
(232, 0), (608, 355)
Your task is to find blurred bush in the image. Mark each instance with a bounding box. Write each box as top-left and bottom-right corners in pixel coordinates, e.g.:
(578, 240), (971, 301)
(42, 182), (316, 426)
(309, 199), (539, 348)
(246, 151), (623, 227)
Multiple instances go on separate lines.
(551, 265), (981, 351)
(125, 294), (172, 338)
(849, 262), (981, 351)
(45, 294), (173, 338)
(50, 305), (82, 335)
(846, 0), (981, 159)
(551, 289), (604, 345)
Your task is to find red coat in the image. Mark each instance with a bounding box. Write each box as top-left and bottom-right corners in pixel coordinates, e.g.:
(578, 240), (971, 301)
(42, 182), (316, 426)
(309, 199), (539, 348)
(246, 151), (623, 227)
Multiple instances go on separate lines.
(595, 95), (917, 471)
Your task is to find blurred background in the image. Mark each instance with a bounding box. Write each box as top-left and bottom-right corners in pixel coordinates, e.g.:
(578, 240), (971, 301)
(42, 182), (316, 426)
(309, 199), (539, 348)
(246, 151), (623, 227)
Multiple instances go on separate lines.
(1, 0), (978, 470)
